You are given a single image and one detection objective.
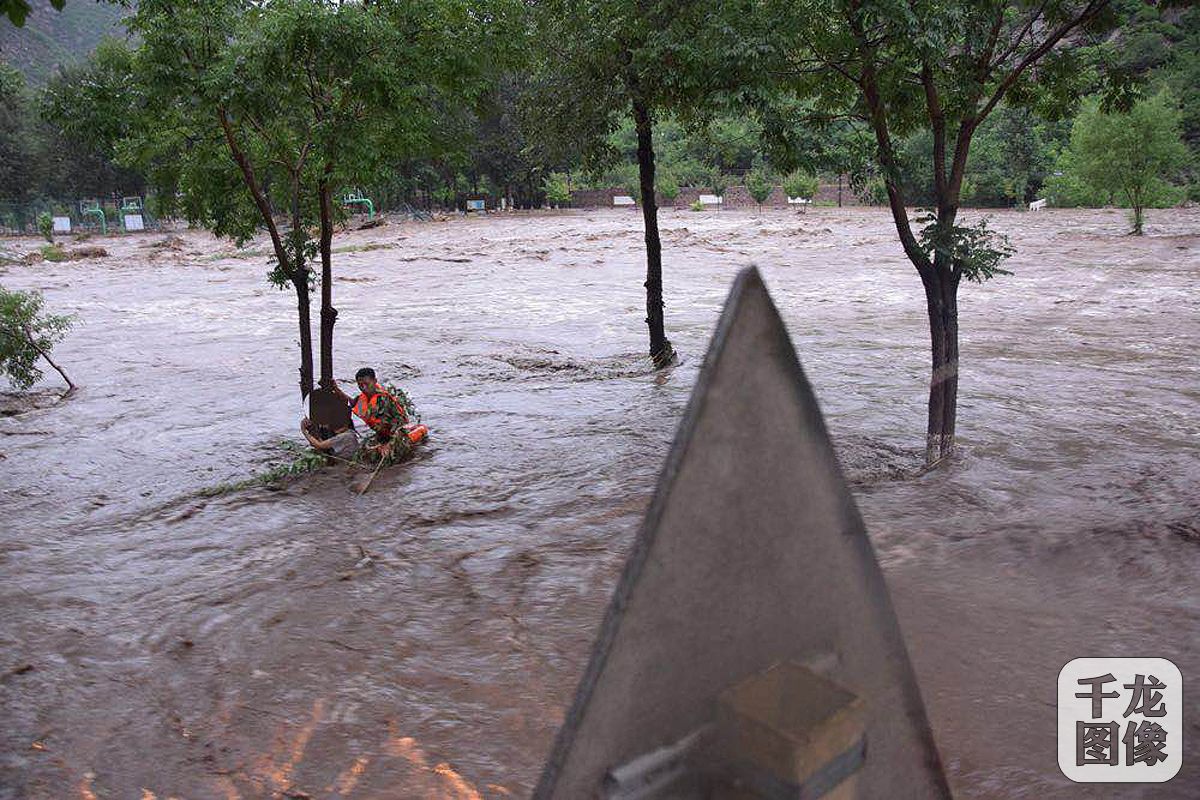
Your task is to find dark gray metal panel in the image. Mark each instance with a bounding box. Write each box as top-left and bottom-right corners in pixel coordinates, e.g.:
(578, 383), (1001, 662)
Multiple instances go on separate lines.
(534, 267), (950, 799)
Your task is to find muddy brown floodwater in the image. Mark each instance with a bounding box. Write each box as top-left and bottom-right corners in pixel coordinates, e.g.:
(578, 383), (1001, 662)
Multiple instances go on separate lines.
(0, 206), (1198, 799)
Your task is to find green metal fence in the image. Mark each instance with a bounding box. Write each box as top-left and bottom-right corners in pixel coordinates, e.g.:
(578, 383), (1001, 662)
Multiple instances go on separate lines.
(0, 198), (162, 237)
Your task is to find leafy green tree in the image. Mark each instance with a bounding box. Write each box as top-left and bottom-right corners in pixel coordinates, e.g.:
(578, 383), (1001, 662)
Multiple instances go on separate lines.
(1042, 146), (1109, 207)
(601, 114), (746, 189)
(37, 211), (52, 242)
(745, 169), (774, 210)
(544, 171), (571, 207)
(1063, 91), (1189, 234)
(692, 116), (762, 174)
(759, 0), (1118, 464)
(964, 108), (1068, 206)
(783, 170), (818, 200)
(36, 38), (147, 202)
(124, 0), (481, 399)
(530, 0), (724, 368)
(468, 74), (551, 209)
(710, 172), (729, 209)
(0, 286), (75, 396)
(0, 64), (37, 203)
(657, 170), (680, 205)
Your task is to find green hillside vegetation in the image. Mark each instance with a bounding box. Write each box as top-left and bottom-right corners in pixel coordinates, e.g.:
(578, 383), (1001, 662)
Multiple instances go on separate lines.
(0, 0), (126, 85)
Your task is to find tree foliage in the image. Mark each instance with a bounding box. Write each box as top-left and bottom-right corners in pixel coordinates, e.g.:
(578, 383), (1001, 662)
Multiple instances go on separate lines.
(783, 170), (818, 200)
(0, 286), (73, 392)
(745, 168), (773, 207)
(543, 171), (571, 206)
(528, 0), (731, 366)
(0, 64), (37, 202)
(117, 0), (489, 397)
(752, 0), (1119, 464)
(1063, 91), (1189, 233)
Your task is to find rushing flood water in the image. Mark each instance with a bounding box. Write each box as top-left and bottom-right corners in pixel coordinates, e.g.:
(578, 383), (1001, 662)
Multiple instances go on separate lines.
(1, 206), (1198, 798)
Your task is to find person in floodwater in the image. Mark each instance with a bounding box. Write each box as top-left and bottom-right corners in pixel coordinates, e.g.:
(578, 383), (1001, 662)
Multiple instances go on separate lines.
(332, 366), (410, 460)
(300, 417), (359, 462)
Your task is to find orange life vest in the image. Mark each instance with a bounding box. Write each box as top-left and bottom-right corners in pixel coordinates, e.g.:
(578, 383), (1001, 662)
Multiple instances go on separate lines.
(352, 388), (405, 438)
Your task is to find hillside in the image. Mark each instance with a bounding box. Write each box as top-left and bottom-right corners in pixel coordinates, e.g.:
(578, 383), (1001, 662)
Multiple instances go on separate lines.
(0, 0), (128, 86)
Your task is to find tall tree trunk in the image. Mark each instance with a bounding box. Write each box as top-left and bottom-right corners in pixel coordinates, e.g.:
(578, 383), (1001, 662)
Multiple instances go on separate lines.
(293, 274), (315, 399)
(317, 178), (337, 389)
(922, 266), (960, 465)
(289, 180), (314, 399)
(632, 96), (674, 368)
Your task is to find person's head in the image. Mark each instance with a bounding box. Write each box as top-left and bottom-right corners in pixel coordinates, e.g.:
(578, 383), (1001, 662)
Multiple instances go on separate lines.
(355, 367), (378, 393)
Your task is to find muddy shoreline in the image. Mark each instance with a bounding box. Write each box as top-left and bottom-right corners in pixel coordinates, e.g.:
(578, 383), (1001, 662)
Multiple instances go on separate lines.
(1, 206), (1198, 798)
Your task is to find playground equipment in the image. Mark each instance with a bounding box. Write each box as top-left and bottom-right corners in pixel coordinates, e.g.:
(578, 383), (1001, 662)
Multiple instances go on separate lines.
(79, 200), (107, 235)
(120, 197), (145, 231)
(342, 189), (375, 220)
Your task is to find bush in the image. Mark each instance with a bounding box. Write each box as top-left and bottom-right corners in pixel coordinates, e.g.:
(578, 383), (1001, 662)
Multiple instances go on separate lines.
(710, 173), (729, 199)
(657, 171), (680, 203)
(623, 176), (641, 203)
(37, 212), (53, 243)
(40, 244), (67, 262)
(858, 176), (889, 206)
(783, 171), (819, 201)
(543, 172), (571, 207)
(690, 199), (704, 211)
(746, 170), (774, 207)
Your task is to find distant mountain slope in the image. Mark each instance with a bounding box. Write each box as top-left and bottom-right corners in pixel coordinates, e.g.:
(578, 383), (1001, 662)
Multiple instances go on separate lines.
(0, 0), (128, 86)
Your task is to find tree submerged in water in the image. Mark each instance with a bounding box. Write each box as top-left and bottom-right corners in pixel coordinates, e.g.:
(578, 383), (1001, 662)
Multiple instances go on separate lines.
(753, 0), (1121, 466)
(0, 286), (75, 397)
(1063, 91), (1189, 235)
(122, 0), (486, 400)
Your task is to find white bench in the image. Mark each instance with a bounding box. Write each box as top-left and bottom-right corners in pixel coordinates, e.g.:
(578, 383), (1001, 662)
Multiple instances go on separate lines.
(697, 194), (723, 206)
(613, 195), (636, 206)
(1029, 198), (1047, 211)
(787, 197), (812, 205)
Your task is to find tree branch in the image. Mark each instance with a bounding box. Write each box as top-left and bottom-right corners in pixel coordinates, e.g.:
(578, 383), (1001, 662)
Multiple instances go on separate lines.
(988, 0), (1052, 73)
(20, 323), (75, 397)
(920, 61), (948, 202)
(978, 0), (1110, 124)
(217, 107), (291, 274)
(846, 2), (930, 275)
